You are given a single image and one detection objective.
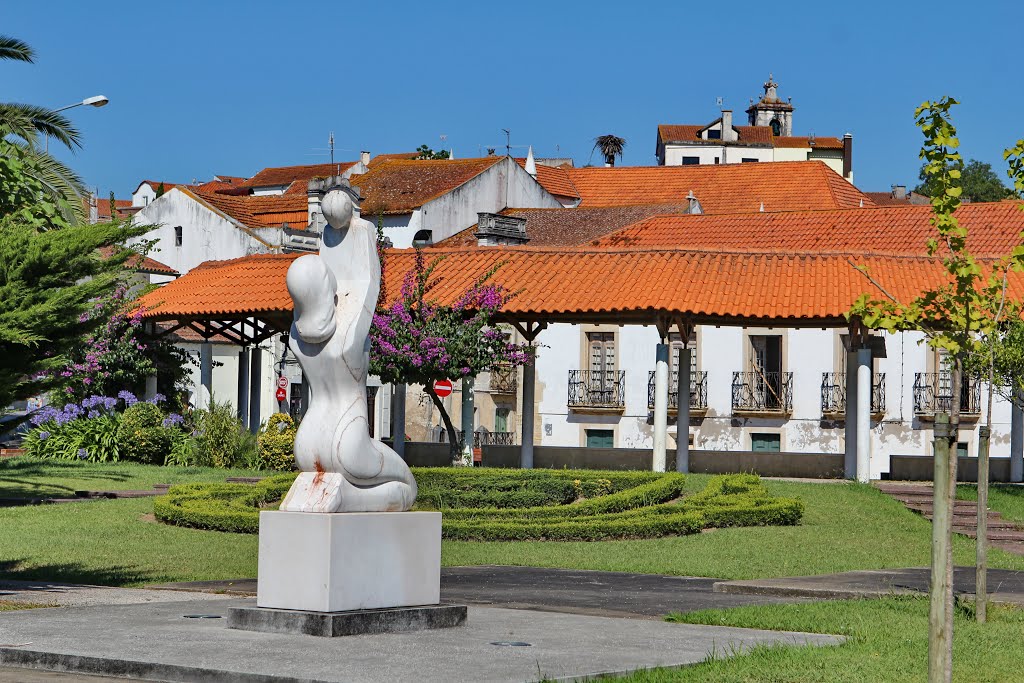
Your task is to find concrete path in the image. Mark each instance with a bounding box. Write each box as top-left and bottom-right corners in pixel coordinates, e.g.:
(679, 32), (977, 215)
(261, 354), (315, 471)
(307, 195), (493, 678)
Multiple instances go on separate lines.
(715, 566), (1024, 606)
(0, 598), (841, 683)
(150, 565), (812, 619)
(0, 581), (233, 609)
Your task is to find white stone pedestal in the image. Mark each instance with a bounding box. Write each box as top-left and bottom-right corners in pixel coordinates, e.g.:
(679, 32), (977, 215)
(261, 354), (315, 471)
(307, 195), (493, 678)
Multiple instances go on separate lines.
(256, 511), (441, 613)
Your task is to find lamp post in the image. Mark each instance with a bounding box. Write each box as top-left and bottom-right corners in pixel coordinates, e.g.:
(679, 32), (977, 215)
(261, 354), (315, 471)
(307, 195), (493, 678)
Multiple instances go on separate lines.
(45, 95), (108, 152)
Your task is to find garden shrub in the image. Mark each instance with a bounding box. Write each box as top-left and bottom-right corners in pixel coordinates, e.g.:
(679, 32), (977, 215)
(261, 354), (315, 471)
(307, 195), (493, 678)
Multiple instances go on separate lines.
(115, 402), (171, 464)
(24, 413), (121, 462)
(257, 413), (297, 471)
(193, 397), (250, 469)
(153, 469), (803, 541)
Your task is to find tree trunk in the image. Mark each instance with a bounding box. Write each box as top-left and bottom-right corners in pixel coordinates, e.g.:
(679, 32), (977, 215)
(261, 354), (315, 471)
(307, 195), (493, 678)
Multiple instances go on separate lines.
(977, 359), (994, 623)
(425, 386), (460, 463)
(929, 361), (961, 683)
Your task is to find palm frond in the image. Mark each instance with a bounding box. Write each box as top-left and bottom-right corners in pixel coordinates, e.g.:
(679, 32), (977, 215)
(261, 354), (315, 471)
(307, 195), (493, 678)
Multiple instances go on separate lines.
(0, 36), (34, 63)
(16, 143), (88, 224)
(0, 103), (81, 150)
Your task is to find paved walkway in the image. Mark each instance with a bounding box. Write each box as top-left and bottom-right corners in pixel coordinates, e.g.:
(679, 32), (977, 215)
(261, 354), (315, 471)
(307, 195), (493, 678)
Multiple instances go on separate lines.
(149, 565), (812, 619)
(715, 566), (1024, 605)
(0, 598), (841, 683)
(875, 482), (1024, 555)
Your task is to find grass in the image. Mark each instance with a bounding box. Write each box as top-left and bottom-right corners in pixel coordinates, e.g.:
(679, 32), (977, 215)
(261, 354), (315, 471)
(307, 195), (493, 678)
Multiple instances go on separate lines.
(600, 597), (1024, 683)
(0, 456), (262, 499)
(958, 483), (1024, 526)
(2, 459), (1023, 586)
(0, 600), (51, 611)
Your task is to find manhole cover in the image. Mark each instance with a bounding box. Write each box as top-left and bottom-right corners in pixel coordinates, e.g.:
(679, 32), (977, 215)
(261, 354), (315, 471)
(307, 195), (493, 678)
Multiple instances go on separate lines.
(183, 614), (222, 619)
(490, 641), (531, 647)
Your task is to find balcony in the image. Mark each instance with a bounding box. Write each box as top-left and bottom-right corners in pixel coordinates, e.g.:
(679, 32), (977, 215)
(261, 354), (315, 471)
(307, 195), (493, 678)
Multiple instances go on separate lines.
(913, 373), (981, 419)
(820, 372), (886, 418)
(446, 430), (517, 447)
(488, 364), (518, 394)
(568, 370), (625, 412)
(732, 371), (793, 415)
(647, 370), (709, 415)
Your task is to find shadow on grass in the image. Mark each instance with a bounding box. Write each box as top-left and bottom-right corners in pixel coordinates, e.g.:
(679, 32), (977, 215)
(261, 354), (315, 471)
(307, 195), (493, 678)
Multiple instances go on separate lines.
(0, 458), (136, 498)
(992, 484), (1024, 499)
(0, 558), (156, 588)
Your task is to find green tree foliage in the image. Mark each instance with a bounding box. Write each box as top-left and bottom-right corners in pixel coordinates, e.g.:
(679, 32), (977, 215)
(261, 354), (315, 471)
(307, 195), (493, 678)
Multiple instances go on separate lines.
(0, 35), (87, 223)
(115, 402), (170, 464)
(256, 413), (297, 471)
(593, 134), (626, 167)
(413, 144), (450, 160)
(914, 158), (1012, 203)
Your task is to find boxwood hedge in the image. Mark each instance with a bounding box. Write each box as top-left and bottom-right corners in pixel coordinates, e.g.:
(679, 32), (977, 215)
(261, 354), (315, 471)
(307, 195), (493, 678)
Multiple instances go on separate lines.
(153, 470), (803, 541)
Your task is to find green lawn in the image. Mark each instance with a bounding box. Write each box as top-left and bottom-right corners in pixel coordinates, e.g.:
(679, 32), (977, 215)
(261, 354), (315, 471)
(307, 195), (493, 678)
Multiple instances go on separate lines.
(2, 459), (1023, 586)
(603, 597), (1023, 683)
(958, 483), (1024, 526)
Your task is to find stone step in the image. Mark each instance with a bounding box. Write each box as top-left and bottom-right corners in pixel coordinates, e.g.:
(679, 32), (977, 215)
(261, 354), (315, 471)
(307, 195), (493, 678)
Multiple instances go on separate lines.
(876, 484), (935, 496)
(952, 527), (1024, 541)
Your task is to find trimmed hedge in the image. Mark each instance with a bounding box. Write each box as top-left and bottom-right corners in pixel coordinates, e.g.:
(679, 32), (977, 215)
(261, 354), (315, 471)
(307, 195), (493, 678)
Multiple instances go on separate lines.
(153, 469), (803, 541)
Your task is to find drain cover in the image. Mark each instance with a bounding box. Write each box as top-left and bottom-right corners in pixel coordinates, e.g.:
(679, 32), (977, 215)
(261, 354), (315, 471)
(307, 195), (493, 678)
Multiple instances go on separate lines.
(183, 614), (222, 619)
(490, 641), (532, 647)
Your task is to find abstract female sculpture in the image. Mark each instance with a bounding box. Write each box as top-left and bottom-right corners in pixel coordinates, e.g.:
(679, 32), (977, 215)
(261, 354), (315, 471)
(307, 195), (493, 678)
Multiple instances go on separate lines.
(279, 184), (417, 513)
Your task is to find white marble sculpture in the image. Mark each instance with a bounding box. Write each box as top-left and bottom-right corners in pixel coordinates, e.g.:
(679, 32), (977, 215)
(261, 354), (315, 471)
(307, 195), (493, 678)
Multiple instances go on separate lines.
(279, 185), (417, 513)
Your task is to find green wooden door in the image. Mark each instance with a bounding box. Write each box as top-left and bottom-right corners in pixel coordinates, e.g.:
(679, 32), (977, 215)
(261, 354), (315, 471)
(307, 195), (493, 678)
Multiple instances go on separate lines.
(586, 429), (614, 448)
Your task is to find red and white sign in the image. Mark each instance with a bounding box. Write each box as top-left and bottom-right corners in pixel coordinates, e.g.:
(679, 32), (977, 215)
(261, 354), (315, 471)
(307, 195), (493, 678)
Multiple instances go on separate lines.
(275, 387), (287, 402)
(277, 375), (289, 390)
(433, 379), (454, 398)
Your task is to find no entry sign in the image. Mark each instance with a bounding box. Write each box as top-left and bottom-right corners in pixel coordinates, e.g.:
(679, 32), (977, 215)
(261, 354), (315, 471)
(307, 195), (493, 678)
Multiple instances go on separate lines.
(277, 375), (289, 389)
(275, 387), (287, 401)
(433, 379), (454, 398)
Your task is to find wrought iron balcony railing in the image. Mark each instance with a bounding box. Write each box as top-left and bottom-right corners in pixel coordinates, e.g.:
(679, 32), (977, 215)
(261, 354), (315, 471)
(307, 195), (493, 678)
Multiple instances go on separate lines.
(820, 372), (886, 416)
(647, 371), (708, 411)
(488, 364), (517, 394)
(568, 370), (626, 410)
(913, 373), (982, 416)
(732, 371), (793, 414)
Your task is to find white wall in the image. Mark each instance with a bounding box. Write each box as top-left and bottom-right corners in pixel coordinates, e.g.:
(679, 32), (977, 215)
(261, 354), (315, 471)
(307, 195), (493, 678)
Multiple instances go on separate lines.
(131, 189), (272, 276)
(662, 144), (774, 166)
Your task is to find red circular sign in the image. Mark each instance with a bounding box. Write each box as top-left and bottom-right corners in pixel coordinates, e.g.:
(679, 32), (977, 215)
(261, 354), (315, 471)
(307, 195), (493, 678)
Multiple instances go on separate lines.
(277, 376), (289, 389)
(433, 380), (454, 398)
(275, 387), (287, 401)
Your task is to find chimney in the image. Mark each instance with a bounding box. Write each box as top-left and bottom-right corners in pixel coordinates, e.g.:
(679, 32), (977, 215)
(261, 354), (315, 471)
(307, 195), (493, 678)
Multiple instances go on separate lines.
(360, 150), (371, 166)
(891, 184), (907, 201)
(524, 146), (537, 178)
(842, 133), (853, 180)
(475, 212), (529, 246)
(721, 110), (737, 142)
(686, 190), (702, 215)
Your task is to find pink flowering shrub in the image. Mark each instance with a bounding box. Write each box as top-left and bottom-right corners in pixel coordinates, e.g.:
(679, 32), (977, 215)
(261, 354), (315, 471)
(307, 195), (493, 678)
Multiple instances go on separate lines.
(369, 250), (533, 456)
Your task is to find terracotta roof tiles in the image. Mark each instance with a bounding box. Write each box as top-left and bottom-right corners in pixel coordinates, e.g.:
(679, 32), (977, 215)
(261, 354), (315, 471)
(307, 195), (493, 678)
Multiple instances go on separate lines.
(513, 158), (580, 199)
(191, 189), (309, 229)
(246, 162), (358, 188)
(351, 157), (505, 215)
(565, 161), (870, 211)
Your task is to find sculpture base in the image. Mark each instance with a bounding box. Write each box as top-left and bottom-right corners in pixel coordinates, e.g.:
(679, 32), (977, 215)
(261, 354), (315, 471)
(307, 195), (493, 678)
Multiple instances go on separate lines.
(256, 510), (441, 613)
(227, 603), (466, 637)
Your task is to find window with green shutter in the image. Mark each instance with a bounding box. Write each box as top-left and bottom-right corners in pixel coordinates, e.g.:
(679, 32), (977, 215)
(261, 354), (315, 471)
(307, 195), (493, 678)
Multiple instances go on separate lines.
(586, 429), (614, 448)
(751, 433), (781, 452)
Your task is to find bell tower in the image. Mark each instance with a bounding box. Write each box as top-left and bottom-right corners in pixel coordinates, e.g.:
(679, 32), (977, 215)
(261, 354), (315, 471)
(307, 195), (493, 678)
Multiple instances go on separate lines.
(746, 73), (794, 136)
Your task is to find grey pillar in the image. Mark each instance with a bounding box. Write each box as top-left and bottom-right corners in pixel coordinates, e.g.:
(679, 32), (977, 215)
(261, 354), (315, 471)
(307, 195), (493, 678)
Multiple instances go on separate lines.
(652, 343), (669, 473)
(855, 348), (872, 483)
(143, 374), (158, 401)
(461, 376), (475, 465)
(237, 347), (250, 422)
(199, 343), (213, 410)
(1011, 395), (1024, 483)
(393, 384), (407, 459)
(844, 349), (858, 480)
(520, 356), (536, 469)
(248, 346), (262, 432)
(676, 347), (691, 473)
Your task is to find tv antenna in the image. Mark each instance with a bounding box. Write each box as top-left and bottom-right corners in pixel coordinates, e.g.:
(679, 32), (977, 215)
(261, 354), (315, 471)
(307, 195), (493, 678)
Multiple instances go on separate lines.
(501, 128), (511, 157)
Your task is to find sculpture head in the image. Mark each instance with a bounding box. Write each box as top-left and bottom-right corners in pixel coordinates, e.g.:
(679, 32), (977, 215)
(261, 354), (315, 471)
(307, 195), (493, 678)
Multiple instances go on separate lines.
(287, 254), (338, 344)
(321, 188), (358, 232)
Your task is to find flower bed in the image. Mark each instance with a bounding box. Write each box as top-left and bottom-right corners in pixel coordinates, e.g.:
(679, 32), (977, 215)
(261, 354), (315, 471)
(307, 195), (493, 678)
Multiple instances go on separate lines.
(153, 470), (804, 541)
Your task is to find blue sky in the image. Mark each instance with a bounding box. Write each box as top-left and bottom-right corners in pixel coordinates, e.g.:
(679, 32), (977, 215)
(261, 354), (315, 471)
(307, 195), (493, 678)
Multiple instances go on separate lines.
(5, 0), (1022, 197)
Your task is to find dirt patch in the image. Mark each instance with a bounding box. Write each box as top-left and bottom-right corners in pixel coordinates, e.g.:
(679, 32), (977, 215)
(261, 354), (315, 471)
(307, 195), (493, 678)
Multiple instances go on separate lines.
(139, 513), (156, 523)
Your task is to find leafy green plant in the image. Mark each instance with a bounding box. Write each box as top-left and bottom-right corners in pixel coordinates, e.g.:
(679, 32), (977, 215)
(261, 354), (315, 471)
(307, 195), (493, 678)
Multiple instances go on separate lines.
(115, 402), (170, 464)
(256, 413), (296, 471)
(192, 397), (249, 469)
(24, 413), (120, 462)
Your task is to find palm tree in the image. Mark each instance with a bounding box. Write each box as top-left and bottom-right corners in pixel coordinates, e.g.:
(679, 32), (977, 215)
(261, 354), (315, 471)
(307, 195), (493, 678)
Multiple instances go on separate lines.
(593, 134), (626, 167)
(0, 35), (86, 224)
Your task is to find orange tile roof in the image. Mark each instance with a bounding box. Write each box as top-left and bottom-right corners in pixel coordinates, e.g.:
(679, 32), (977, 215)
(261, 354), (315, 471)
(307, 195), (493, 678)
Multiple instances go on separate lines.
(590, 202), (1024, 257)
(99, 247), (179, 276)
(369, 152), (419, 165)
(351, 157), (505, 215)
(513, 158), (579, 199)
(565, 161), (870, 212)
(136, 245), (1024, 326)
(246, 162), (358, 188)
(133, 179), (189, 195)
(658, 124), (774, 146)
(191, 189), (309, 229)
(438, 204), (689, 248)
(773, 135), (844, 150)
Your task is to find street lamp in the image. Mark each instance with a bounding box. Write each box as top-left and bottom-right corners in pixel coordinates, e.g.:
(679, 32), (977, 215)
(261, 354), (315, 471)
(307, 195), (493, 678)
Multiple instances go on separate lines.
(46, 95), (109, 151)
